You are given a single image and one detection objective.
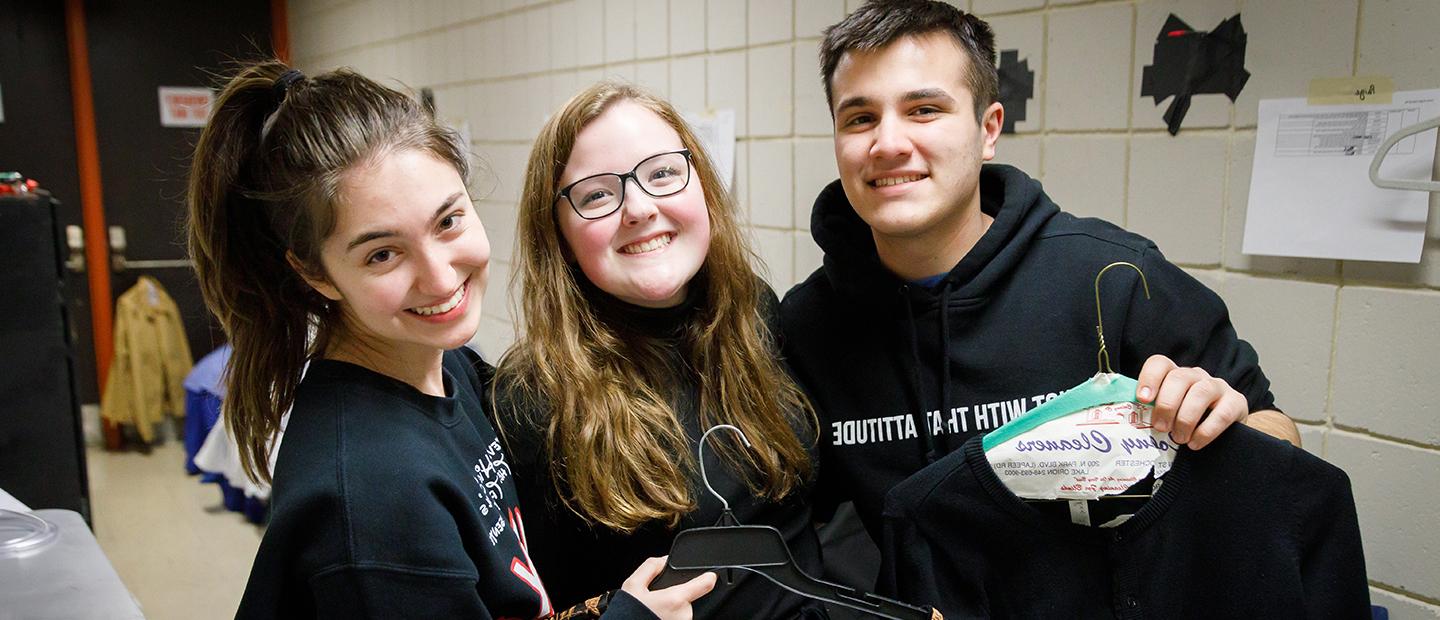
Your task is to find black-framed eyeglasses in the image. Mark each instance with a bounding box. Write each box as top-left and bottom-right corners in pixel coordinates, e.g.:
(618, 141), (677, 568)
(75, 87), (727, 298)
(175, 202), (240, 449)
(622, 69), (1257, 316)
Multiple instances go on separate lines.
(555, 149), (693, 220)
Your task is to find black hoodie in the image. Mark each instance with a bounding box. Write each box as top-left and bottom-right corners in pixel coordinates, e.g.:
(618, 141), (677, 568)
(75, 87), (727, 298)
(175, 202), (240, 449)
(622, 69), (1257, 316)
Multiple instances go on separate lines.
(779, 164), (1275, 540)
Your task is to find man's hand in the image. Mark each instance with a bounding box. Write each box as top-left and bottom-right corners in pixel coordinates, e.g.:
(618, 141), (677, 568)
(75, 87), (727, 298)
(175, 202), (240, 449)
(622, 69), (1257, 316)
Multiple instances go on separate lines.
(620, 556), (717, 620)
(1135, 354), (1297, 449)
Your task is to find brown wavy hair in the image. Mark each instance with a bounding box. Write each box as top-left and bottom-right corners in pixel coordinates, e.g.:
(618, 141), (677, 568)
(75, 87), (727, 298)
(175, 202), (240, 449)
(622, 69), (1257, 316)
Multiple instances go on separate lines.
(187, 60), (467, 483)
(495, 82), (816, 532)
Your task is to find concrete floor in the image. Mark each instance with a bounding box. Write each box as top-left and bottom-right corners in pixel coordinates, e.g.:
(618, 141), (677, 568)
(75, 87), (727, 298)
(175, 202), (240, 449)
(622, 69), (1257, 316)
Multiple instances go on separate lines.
(87, 441), (261, 619)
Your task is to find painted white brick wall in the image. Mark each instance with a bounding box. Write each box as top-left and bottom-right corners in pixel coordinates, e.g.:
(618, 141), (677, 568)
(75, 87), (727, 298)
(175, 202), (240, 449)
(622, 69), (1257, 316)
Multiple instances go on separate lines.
(748, 43), (794, 136)
(1295, 422), (1326, 458)
(992, 133), (1040, 179)
(1332, 287), (1440, 445)
(792, 40), (831, 135)
(1328, 430), (1440, 602)
(748, 139), (793, 228)
(669, 0), (705, 55)
(291, 0), (1440, 610)
(1041, 134), (1127, 223)
(1045, 4), (1131, 130)
(1233, 0), (1356, 128)
(1127, 133), (1227, 265)
(1222, 274), (1337, 423)
(748, 0), (793, 46)
(1358, 0), (1440, 91)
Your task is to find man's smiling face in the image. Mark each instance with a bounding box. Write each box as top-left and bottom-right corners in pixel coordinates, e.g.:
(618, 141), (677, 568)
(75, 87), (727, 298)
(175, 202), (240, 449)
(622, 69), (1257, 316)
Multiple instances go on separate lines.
(830, 32), (1002, 247)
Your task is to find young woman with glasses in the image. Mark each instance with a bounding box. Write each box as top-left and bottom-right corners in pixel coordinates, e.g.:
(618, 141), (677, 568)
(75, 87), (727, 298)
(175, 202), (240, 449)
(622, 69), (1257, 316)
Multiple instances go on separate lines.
(187, 62), (712, 619)
(494, 82), (826, 619)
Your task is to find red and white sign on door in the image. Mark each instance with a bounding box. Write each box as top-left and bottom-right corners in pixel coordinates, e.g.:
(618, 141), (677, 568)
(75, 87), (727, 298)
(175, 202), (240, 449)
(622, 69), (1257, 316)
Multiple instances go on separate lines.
(158, 86), (214, 128)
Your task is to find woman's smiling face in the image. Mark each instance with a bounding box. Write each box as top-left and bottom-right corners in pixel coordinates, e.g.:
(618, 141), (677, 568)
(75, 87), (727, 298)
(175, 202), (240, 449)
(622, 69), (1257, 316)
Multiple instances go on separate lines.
(555, 100), (712, 308)
(307, 148), (490, 357)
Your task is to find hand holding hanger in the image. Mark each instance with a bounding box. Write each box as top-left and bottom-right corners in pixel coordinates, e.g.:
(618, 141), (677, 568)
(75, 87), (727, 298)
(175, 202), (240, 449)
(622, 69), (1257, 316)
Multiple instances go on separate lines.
(1086, 261), (1254, 451)
(620, 556), (716, 620)
(981, 262), (1281, 503)
(1134, 354), (1249, 450)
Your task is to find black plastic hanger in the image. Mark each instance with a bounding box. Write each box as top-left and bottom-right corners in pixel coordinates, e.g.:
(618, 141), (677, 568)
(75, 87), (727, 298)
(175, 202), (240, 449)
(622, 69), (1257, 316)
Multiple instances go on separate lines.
(650, 425), (935, 620)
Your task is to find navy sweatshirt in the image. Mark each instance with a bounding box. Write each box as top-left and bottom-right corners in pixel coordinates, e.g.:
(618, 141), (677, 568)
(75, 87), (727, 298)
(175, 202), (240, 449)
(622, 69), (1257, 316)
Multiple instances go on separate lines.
(880, 426), (1369, 618)
(780, 164), (1276, 540)
(236, 348), (653, 619)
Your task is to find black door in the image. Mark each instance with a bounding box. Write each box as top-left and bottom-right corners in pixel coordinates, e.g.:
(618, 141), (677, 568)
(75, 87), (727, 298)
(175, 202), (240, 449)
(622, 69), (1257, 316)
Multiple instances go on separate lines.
(83, 0), (273, 393)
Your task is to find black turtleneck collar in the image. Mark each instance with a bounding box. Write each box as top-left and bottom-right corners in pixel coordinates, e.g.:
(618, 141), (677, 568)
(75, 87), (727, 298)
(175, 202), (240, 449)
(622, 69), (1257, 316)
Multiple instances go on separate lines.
(575, 269), (704, 341)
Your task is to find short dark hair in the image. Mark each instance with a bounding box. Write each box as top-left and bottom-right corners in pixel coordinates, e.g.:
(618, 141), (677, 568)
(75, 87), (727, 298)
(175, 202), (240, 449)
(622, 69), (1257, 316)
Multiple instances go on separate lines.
(820, 0), (999, 122)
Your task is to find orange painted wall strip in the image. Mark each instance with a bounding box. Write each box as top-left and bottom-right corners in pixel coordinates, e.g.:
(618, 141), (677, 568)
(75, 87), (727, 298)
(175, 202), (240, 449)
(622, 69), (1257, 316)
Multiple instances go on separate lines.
(63, 0), (119, 448)
(272, 0), (290, 64)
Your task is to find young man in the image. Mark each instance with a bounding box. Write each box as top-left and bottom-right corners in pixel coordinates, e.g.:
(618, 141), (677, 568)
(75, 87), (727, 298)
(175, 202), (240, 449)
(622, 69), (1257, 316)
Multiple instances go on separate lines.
(781, 0), (1299, 549)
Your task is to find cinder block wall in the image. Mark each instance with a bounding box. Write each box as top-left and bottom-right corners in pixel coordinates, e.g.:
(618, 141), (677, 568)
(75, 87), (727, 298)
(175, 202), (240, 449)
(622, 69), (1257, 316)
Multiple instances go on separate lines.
(289, 0), (1440, 614)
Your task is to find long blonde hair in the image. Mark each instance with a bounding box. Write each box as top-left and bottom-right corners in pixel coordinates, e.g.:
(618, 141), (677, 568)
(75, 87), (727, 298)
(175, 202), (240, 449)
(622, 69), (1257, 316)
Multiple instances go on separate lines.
(495, 82), (815, 532)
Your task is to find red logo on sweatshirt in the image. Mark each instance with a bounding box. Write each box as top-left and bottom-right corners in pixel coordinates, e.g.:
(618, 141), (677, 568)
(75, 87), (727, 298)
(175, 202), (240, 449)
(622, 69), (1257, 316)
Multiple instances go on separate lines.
(508, 507), (552, 617)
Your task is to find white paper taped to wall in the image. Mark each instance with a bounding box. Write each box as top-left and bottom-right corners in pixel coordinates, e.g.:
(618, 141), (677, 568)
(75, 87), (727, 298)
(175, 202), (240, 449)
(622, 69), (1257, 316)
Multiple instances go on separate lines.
(681, 109), (736, 191)
(1242, 89), (1440, 263)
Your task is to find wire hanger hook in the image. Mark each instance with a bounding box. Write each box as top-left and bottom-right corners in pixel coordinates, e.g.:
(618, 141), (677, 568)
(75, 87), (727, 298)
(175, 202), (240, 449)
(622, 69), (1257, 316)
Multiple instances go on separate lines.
(1094, 261), (1151, 374)
(699, 424), (753, 516)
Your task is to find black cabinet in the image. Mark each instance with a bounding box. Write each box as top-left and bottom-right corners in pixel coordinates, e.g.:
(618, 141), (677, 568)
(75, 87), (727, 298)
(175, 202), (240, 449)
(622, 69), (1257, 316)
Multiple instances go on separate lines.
(0, 191), (89, 520)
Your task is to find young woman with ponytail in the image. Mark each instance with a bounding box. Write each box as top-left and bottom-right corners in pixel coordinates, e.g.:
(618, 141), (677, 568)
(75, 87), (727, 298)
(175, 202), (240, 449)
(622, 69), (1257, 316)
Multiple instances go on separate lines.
(187, 61), (713, 619)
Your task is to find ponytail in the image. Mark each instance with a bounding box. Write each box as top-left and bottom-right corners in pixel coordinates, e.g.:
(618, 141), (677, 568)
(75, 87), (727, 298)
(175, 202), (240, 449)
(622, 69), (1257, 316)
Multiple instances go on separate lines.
(187, 60), (466, 483)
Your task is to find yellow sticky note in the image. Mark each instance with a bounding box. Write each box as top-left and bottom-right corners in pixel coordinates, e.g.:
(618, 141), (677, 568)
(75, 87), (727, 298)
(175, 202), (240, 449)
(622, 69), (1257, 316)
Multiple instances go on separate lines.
(1307, 76), (1395, 105)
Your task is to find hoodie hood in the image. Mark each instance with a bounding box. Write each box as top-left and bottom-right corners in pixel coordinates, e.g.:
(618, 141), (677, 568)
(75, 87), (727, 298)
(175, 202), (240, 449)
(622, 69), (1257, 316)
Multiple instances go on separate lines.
(810, 163), (1058, 304)
(806, 163), (1060, 465)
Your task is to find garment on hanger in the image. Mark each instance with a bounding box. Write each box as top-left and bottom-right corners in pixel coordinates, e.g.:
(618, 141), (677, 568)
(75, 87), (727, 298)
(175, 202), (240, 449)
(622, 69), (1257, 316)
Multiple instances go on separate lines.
(100, 276), (193, 442)
(879, 426), (1369, 617)
(878, 261), (1368, 615)
(183, 344), (273, 523)
(981, 372), (1178, 502)
(193, 408), (278, 524)
(184, 344), (232, 477)
(977, 262), (1177, 503)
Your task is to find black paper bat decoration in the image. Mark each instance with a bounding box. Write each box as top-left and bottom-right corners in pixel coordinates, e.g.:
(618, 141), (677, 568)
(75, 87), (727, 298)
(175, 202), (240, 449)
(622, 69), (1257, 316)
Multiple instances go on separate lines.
(1140, 13), (1250, 135)
(997, 49), (1034, 134)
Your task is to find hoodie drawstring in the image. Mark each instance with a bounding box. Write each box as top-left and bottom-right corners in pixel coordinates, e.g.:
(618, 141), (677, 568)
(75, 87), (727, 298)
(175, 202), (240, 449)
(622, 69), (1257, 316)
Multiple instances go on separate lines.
(901, 286), (942, 465)
(933, 280), (953, 464)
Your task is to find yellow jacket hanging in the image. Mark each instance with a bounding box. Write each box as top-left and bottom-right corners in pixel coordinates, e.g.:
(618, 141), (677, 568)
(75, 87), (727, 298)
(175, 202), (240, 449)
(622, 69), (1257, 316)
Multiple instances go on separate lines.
(101, 276), (194, 441)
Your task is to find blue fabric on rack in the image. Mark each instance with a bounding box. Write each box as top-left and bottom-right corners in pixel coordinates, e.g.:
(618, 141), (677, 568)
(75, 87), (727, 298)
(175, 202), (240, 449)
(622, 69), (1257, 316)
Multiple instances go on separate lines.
(184, 391), (223, 480)
(183, 345), (231, 478)
(184, 344), (268, 523)
(183, 344), (231, 397)
(220, 480), (245, 512)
